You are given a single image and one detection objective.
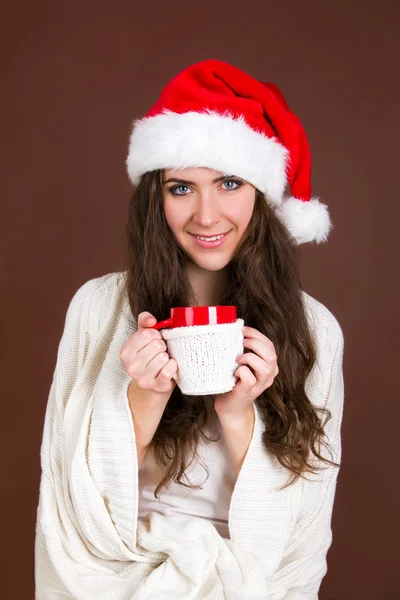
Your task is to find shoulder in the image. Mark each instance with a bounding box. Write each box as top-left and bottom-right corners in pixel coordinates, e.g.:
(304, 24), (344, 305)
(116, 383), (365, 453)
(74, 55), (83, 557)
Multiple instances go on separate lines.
(67, 271), (125, 312)
(66, 271), (127, 336)
(59, 272), (128, 371)
(300, 292), (345, 427)
(301, 290), (344, 351)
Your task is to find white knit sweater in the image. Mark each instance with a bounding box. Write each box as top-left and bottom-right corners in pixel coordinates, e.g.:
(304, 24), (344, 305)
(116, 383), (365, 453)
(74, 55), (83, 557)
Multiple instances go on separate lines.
(34, 271), (345, 600)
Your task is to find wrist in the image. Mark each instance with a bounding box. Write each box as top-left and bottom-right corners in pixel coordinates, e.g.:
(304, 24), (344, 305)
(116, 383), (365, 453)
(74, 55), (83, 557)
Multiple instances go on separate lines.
(127, 381), (170, 447)
(217, 404), (255, 476)
(216, 403), (255, 429)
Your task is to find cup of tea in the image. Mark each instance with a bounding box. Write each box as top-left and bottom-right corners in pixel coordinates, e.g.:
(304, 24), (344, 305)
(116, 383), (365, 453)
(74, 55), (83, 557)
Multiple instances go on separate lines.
(151, 306), (244, 395)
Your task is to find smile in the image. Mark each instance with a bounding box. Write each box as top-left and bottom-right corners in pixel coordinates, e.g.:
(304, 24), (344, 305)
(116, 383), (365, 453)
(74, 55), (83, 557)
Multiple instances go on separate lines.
(189, 231), (231, 248)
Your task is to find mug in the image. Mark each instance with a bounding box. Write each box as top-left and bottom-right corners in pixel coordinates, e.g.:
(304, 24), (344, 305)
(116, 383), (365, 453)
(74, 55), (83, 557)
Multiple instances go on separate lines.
(150, 306), (244, 396)
(151, 306), (237, 329)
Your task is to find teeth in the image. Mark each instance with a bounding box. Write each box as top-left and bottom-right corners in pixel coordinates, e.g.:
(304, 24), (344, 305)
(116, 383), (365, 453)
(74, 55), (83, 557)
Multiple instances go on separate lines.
(196, 234), (224, 241)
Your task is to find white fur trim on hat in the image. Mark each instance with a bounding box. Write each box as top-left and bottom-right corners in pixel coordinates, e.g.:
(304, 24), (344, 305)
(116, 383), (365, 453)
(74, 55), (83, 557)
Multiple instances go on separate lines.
(276, 197), (333, 244)
(126, 109), (288, 205)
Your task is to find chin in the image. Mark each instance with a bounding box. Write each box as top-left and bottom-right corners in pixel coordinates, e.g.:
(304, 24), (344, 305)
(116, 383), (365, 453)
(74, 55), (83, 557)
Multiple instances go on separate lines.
(187, 253), (231, 271)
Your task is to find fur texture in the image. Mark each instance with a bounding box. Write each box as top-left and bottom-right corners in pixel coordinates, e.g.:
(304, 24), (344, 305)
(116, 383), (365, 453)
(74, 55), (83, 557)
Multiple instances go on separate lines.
(276, 197), (333, 244)
(126, 109), (288, 206)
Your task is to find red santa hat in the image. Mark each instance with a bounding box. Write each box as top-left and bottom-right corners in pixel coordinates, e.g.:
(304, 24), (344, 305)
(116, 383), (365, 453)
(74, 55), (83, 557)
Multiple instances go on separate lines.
(126, 59), (332, 244)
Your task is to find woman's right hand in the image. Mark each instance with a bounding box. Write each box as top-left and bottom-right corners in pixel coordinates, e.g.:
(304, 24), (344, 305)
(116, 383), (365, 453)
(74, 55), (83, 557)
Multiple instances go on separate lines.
(120, 311), (178, 395)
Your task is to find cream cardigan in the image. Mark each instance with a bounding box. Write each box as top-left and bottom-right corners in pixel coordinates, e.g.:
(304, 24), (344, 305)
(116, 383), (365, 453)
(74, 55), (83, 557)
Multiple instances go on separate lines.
(34, 271), (345, 599)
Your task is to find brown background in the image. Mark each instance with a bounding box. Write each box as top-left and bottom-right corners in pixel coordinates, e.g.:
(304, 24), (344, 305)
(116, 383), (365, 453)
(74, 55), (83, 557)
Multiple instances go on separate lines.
(1, 1), (399, 598)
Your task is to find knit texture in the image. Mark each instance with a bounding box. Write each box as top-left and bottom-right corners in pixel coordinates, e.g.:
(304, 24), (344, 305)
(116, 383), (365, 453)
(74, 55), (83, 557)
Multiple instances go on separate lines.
(34, 271), (345, 600)
(160, 318), (245, 395)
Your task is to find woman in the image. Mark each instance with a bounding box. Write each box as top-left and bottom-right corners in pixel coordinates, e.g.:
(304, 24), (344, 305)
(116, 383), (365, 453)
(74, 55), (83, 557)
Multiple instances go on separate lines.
(35, 59), (345, 599)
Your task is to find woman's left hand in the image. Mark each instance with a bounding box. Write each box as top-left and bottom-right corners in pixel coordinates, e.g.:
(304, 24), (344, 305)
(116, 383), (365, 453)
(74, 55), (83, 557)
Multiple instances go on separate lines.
(214, 325), (279, 419)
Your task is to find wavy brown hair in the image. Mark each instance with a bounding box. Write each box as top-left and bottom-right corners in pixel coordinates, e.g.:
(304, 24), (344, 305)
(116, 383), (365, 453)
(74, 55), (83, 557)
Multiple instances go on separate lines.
(120, 169), (339, 498)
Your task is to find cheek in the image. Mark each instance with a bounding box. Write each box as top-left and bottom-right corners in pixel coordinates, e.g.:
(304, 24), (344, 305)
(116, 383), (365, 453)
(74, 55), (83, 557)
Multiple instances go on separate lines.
(230, 201), (255, 230)
(163, 200), (185, 231)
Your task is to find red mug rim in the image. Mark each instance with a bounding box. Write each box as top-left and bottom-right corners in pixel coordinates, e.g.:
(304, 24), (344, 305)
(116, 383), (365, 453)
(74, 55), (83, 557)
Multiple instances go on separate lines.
(150, 306), (237, 330)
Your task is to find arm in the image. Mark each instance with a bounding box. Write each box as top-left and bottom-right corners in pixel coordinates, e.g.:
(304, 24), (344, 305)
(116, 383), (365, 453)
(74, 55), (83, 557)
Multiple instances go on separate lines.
(35, 277), (102, 598)
(218, 405), (255, 476)
(267, 316), (345, 599)
(35, 275), (142, 599)
(127, 380), (171, 468)
(221, 311), (344, 600)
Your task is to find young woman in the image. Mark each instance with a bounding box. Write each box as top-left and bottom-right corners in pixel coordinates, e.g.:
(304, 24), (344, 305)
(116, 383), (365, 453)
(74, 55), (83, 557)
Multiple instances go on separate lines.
(35, 59), (345, 599)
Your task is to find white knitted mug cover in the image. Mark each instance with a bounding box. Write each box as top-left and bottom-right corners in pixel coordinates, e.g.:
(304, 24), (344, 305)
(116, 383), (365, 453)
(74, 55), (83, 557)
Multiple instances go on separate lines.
(160, 318), (244, 395)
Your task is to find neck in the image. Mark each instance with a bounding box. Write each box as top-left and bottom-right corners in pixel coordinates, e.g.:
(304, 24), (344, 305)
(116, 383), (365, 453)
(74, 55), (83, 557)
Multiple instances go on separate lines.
(187, 262), (229, 306)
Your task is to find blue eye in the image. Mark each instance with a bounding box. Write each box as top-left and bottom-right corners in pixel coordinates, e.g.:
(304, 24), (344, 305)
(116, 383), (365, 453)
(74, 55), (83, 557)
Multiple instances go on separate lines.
(168, 178), (243, 196)
(222, 179), (242, 190)
(169, 185), (190, 196)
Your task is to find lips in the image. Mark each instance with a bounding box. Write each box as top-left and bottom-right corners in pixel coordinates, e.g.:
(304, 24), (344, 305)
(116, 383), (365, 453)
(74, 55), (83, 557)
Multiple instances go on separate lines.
(189, 230), (231, 248)
(190, 232), (230, 237)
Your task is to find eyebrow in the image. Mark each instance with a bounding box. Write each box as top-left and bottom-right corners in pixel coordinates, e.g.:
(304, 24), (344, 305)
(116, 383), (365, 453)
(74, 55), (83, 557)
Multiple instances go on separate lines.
(163, 174), (237, 185)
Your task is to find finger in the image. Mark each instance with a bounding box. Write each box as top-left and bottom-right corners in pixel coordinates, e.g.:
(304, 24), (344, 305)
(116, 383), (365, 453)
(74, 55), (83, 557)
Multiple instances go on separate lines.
(155, 358), (178, 382)
(241, 326), (275, 349)
(241, 338), (277, 362)
(137, 338), (168, 369)
(120, 327), (163, 364)
(236, 351), (276, 382)
(139, 351), (172, 384)
(141, 356), (177, 388)
(234, 364), (257, 387)
(137, 311), (157, 330)
(124, 339), (168, 379)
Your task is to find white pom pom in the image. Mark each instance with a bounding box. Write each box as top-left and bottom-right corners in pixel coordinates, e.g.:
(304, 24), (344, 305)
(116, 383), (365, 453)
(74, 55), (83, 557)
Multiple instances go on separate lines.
(276, 196), (333, 244)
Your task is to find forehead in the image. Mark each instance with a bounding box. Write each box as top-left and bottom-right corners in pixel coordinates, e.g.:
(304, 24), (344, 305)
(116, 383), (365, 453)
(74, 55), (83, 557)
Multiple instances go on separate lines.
(163, 167), (228, 181)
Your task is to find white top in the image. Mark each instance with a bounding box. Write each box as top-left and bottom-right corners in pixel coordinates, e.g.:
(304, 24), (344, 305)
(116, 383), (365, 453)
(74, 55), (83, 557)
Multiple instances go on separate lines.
(34, 271), (345, 599)
(138, 410), (237, 539)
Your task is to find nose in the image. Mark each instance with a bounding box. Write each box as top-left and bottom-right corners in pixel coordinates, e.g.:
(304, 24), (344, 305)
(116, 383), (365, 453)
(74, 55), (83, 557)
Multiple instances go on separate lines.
(192, 189), (221, 228)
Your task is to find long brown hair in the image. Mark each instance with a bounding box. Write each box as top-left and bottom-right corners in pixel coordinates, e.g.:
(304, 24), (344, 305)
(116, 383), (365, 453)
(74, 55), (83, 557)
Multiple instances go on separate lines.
(120, 170), (338, 498)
